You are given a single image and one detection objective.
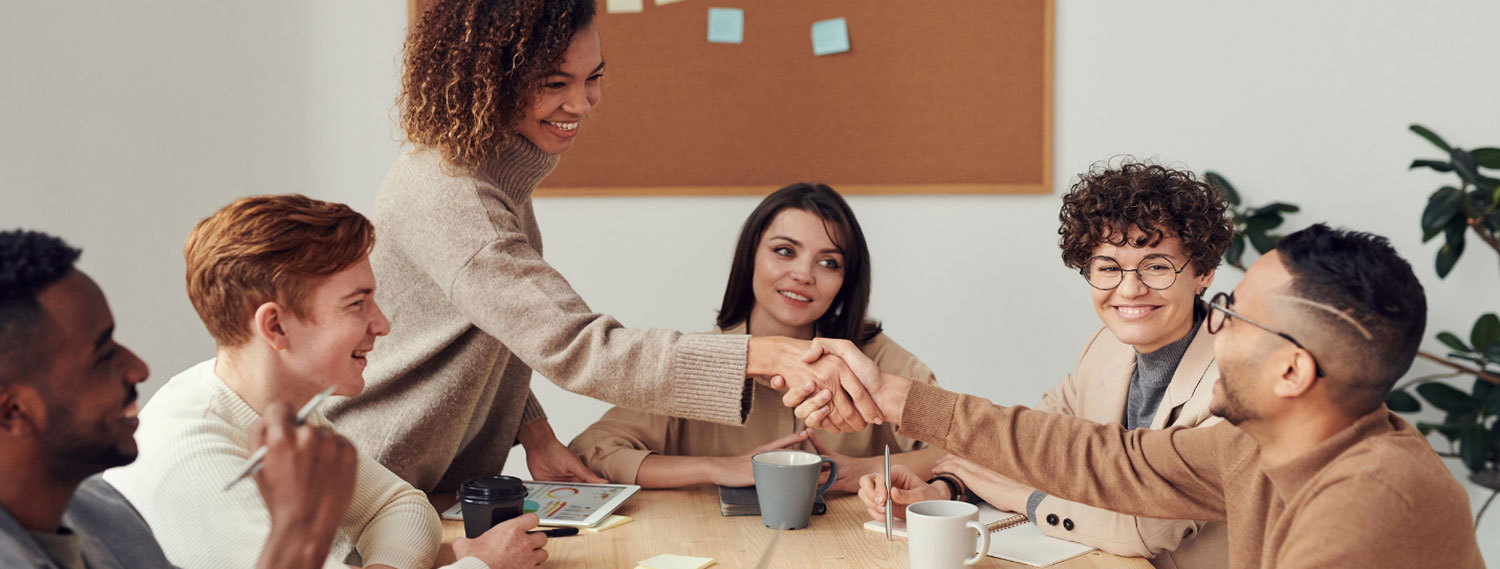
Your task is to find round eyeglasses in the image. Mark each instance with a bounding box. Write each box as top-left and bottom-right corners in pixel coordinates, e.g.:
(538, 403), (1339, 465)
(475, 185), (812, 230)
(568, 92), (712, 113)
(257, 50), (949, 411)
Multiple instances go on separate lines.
(1082, 254), (1188, 291)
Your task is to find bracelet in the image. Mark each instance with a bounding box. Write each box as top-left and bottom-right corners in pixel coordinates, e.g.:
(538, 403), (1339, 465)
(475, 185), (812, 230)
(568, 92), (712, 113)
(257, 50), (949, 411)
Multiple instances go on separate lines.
(926, 472), (965, 501)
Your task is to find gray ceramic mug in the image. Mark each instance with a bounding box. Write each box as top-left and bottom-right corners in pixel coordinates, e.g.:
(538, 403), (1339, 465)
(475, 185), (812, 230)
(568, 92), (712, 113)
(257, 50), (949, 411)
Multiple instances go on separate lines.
(751, 450), (838, 530)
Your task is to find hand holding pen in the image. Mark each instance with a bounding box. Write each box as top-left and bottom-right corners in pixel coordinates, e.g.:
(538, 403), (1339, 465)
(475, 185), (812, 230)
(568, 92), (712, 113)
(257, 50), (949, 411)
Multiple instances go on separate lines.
(240, 396), (358, 564)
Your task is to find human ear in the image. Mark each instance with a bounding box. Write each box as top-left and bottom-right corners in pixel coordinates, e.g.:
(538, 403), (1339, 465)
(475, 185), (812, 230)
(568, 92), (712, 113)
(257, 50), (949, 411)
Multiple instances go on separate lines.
(0, 386), (43, 437)
(251, 302), (292, 351)
(1271, 349), (1318, 399)
(1196, 267), (1217, 292)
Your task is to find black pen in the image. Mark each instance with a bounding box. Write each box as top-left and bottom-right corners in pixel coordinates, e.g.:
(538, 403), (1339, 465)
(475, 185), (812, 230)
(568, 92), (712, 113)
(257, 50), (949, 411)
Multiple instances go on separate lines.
(529, 527), (580, 537)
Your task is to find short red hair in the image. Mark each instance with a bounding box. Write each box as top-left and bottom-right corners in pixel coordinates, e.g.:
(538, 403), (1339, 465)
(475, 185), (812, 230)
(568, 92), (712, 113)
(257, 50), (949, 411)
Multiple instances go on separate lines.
(184, 194), (375, 347)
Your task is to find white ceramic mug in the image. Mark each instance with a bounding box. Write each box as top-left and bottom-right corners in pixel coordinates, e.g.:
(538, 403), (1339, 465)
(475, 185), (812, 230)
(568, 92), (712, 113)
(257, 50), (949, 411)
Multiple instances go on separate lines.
(906, 500), (991, 569)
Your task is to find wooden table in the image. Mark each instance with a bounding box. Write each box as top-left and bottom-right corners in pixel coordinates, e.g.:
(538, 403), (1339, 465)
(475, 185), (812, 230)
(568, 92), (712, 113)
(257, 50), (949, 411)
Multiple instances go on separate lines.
(434, 487), (1152, 569)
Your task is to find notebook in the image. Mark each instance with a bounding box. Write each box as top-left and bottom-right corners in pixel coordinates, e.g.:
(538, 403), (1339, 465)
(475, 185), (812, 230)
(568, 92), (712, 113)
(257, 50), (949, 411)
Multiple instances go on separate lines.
(863, 504), (1094, 567)
(716, 485), (826, 516)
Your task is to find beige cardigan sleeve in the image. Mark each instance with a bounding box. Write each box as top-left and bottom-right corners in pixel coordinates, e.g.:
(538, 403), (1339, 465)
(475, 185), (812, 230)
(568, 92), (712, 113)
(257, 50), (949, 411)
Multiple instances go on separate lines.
(900, 382), (1231, 524)
(567, 406), (679, 484)
(432, 202), (752, 425)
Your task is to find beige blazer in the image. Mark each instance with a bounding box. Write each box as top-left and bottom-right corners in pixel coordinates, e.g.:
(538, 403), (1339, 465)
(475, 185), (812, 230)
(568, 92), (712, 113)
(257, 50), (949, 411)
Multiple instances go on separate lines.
(569, 323), (938, 484)
(1028, 323), (1228, 569)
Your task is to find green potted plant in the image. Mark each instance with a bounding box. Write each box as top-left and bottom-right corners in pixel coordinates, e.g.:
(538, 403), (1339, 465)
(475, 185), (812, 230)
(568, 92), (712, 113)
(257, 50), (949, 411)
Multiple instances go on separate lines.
(1381, 124), (1500, 527)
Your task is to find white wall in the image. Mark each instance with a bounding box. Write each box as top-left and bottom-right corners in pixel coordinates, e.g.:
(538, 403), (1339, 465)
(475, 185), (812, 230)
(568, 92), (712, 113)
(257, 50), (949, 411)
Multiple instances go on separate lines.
(3, 0), (1496, 561)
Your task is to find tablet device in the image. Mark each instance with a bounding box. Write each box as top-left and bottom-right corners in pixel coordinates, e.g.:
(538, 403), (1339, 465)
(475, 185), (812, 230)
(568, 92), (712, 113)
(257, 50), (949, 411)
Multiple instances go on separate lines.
(441, 481), (641, 528)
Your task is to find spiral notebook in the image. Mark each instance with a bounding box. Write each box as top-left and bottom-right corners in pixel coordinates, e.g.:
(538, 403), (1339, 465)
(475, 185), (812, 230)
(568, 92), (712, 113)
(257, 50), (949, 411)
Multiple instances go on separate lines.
(863, 504), (1094, 567)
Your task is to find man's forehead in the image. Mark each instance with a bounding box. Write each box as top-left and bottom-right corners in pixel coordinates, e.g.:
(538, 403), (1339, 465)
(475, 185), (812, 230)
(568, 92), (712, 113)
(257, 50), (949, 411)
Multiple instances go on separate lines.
(1238, 251), (1294, 308)
(34, 270), (112, 348)
(312, 259), (376, 301)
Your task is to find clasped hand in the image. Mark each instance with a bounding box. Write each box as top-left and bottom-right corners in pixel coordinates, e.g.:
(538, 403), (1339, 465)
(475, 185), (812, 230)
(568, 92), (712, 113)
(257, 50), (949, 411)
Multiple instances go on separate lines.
(755, 337), (896, 434)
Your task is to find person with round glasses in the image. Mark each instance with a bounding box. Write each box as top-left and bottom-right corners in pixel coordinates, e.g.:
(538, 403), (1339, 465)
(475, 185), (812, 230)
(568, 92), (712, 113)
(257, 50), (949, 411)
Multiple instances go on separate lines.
(859, 161), (1234, 569)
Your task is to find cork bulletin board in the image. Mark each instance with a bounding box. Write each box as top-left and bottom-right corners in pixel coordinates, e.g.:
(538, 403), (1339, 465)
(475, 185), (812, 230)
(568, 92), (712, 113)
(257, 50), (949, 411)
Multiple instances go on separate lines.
(409, 0), (1053, 196)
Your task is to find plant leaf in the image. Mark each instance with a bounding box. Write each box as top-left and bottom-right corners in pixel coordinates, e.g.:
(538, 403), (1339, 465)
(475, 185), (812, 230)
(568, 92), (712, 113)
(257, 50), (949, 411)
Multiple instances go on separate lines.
(1470, 187), (1494, 209)
(1452, 148), (1480, 187)
(1422, 187), (1464, 234)
(1386, 389), (1422, 413)
(1438, 331), (1473, 352)
(1418, 382), (1479, 414)
(1473, 378), (1494, 408)
(1251, 203), (1293, 217)
(1460, 424), (1488, 472)
(1470, 313), (1500, 354)
(1225, 234), (1246, 268)
(1410, 159), (1456, 173)
(1411, 124), (1453, 153)
(1485, 342), (1500, 364)
(1205, 171), (1240, 206)
(1436, 223), (1466, 278)
(1247, 230), (1276, 254)
(1423, 223), (1445, 242)
(1270, 202), (1301, 214)
(1245, 213), (1284, 232)
(1419, 421), (1460, 442)
(1472, 147), (1500, 169)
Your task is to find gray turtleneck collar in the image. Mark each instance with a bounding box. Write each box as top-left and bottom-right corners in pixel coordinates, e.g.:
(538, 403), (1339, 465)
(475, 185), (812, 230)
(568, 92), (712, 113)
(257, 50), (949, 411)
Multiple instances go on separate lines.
(1124, 305), (1206, 430)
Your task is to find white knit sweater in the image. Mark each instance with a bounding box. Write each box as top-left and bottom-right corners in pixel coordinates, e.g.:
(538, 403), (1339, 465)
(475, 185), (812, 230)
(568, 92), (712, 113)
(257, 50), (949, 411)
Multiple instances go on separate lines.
(104, 360), (487, 569)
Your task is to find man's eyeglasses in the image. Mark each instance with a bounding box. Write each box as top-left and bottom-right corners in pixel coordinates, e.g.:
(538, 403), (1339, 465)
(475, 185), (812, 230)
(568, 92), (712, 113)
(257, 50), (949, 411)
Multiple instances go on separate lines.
(1207, 291), (1325, 377)
(1083, 254), (1188, 291)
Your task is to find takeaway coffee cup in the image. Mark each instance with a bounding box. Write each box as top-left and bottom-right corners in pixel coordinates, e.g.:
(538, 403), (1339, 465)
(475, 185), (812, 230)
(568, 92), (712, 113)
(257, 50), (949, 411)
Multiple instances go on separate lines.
(751, 450), (837, 530)
(906, 500), (991, 569)
(458, 475), (527, 538)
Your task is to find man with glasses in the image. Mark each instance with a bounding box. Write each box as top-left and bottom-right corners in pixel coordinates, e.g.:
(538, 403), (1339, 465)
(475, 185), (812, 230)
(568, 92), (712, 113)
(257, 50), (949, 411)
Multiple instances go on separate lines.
(814, 223), (1484, 568)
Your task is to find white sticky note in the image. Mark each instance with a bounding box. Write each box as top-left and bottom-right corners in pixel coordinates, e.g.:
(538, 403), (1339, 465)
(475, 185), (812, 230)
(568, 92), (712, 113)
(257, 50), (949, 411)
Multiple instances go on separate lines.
(607, 0), (645, 13)
(811, 17), (850, 56)
(707, 8), (744, 44)
(638, 554), (716, 569)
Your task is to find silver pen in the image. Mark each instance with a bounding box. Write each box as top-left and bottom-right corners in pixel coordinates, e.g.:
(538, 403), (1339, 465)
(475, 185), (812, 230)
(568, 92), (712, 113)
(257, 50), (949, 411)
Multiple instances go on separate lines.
(884, 444), (893, 540)
(222, 386), (336, 491)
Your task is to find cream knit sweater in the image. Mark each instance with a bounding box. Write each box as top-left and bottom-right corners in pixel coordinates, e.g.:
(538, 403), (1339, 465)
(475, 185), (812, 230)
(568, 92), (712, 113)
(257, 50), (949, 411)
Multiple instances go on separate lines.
(104, 360), (487, 569)
(327, 137), (752, 492)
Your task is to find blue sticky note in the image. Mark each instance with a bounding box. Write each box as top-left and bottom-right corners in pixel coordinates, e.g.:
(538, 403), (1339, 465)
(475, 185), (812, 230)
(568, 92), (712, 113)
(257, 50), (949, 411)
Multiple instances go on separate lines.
(811, 18), (850, 56)
(707, 8), (744, 44)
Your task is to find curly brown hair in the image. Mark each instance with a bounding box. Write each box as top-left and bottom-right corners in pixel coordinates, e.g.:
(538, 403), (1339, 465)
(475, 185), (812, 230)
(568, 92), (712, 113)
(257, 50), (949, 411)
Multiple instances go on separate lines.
(401, 0), (596, 170)
(1058, 161), (1233, 276)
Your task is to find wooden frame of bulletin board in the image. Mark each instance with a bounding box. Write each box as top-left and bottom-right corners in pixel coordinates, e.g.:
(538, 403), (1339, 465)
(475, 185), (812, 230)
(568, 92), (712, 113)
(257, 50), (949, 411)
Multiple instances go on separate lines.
(408, 0), (1053, 196)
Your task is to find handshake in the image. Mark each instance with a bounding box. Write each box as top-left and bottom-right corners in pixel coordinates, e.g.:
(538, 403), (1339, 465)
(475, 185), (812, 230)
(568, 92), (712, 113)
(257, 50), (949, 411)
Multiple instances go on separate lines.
(748, 336), (914, 434)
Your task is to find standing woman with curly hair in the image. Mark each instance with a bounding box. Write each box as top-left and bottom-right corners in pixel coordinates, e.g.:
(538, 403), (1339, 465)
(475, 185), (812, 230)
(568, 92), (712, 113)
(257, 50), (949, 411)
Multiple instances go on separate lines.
(326, 0), (881, 495)
(860, 161), (1236, 569)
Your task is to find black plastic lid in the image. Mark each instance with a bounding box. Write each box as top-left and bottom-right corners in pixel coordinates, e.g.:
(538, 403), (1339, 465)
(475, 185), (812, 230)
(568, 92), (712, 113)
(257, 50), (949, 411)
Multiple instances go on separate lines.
(458, 475), (527, 503)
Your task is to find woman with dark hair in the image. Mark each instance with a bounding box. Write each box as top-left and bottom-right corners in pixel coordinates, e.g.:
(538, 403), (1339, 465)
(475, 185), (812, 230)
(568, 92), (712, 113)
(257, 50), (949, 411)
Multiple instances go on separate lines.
(569, 183), (942, 491)
(326, 1), (880, 497)
(854, 161), (1235, 569)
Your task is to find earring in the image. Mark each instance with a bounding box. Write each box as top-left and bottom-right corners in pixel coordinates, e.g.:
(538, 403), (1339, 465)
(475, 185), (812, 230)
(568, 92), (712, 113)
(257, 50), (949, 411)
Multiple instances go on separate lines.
(1196, 287), (1206, 296)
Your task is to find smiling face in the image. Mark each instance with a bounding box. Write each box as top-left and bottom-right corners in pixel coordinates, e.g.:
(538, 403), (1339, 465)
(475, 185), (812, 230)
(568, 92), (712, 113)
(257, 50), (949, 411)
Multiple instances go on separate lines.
(30, 271), (150, 478)
(1210, 251), (1298, 425)
(276, 257), (389, 398)
(515, 24), (604, 155)
(1088, 229), (1214, 353)
(746, 209), (846, 340)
